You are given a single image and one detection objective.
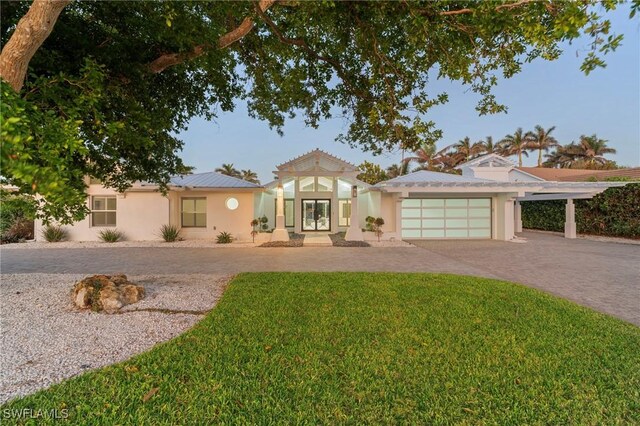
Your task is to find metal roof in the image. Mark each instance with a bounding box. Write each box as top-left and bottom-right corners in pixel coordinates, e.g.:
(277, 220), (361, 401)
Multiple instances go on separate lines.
(376, 170), (492, 186)
(169, 172), (261, 189)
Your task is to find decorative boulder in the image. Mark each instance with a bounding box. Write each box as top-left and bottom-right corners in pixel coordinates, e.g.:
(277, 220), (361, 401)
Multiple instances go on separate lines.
(72, 274), (145, 313)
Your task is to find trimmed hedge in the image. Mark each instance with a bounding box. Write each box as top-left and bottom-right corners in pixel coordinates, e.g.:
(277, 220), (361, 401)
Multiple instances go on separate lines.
(521, 183), (640, 239)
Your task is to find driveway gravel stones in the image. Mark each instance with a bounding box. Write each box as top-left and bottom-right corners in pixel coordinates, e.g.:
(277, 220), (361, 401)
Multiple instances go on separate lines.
(0, 273), (229, 404)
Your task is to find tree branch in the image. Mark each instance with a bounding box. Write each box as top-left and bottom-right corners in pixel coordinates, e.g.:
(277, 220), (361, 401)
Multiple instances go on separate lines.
(0, 0), (71, 92)
(147, 0), (276, 74)
(252, 1), (370, 100)
(438, 0), (536, 16)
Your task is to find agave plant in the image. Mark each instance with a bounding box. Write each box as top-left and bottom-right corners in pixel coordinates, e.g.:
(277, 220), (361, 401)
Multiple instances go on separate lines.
(159, 224), (181, 242)
(42, 225), (68, 242)
(216, 231), (234, 244)
(98, 228), (124, 243)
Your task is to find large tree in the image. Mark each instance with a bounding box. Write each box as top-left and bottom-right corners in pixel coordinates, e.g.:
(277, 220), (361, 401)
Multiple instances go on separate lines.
(529, 125), (559, 166)
(500, 128), (535, 167)
(545, 135), (617, 169)
(0, 0), (632, 222)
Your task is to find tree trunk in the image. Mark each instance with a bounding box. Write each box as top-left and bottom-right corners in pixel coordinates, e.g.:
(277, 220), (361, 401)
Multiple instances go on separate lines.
(518, 151), (523, 167)
(538, 148), (542, 166)
(0, 0), (71, 92)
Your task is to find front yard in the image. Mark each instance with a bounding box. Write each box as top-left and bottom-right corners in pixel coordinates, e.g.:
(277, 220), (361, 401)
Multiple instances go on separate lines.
(3, 272), (639, 424)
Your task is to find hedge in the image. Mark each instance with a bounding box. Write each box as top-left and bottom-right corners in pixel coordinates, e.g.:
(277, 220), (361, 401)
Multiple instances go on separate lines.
(521, 183), (640, 239)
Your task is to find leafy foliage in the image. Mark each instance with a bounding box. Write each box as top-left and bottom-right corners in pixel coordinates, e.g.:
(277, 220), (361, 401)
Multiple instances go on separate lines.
(0, 190), (35, 243)
(357, 161), (388, 185)
(41, 225), (68, 242)
(216, 231), (234, 244)
(521, 184), (640, 238)
(159, 224), (182, 242)
(0, 1), (629, 221)
(4, 273), (639, 424)
(98, 228), (124, 243)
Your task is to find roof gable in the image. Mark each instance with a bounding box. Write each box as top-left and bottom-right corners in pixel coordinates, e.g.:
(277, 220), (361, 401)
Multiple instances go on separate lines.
(276, 149), (359, 172)
(456, 154), (515, 169)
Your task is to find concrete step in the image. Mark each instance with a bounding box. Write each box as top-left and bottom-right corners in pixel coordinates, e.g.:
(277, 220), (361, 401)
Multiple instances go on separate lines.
(303, 234), (333, 247)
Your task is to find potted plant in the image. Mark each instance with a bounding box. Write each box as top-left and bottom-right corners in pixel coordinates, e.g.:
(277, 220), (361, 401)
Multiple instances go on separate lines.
(250, 219), (259, 242)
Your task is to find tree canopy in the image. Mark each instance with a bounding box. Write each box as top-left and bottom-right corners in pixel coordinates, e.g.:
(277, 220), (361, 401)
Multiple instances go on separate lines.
(0, 0), (634, 222)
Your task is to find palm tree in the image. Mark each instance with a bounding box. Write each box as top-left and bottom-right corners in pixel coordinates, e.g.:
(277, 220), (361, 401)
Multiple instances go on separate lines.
(452, 137), (485, 163)
(215, 163), (240, 177)
(386, 162), (409, 178)
(480, 136), (499, 155)
(545, 135), (616, 169)
(529, 125), (559, 166)
(240, 169), (260, 184)
(403, 142), (438, 170)
(499, 128), (535, 167)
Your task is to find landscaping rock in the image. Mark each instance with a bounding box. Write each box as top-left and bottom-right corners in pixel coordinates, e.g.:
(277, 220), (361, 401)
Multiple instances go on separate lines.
(72, 274), (145, 313)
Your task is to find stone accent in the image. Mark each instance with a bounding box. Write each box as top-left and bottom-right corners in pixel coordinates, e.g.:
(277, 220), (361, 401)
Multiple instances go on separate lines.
(72, 274), (145, 313)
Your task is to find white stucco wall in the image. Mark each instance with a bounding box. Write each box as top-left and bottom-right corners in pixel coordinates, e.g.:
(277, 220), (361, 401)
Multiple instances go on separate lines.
(35, 185), (169, 242)
(35, 187), (258, 242)
(176, 191), (256, 241)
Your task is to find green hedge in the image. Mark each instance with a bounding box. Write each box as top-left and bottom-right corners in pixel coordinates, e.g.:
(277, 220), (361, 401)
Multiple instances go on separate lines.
(521, 183), (640, 239)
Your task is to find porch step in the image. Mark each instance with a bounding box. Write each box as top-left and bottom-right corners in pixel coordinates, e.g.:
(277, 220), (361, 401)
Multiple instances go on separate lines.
(303, 234), (332, 247)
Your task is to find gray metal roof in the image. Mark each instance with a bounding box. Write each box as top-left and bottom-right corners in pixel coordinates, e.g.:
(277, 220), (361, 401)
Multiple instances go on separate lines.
(377, 170), (491, 186)
(169, 172), (261, 189)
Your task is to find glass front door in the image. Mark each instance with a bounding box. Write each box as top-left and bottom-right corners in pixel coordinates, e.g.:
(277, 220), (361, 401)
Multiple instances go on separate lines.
(302, 199), (331, 231)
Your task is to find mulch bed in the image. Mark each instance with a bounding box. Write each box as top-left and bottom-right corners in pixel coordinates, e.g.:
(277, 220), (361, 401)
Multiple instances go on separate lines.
(329, 232), (370, 247)
(259, 233), (305, 248)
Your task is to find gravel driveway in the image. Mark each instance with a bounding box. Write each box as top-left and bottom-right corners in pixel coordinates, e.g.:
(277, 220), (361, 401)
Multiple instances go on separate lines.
(0, 274), (229, 404)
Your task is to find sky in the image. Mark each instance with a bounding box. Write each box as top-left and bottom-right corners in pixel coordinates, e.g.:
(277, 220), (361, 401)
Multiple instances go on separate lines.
(177, 5), (640, 183)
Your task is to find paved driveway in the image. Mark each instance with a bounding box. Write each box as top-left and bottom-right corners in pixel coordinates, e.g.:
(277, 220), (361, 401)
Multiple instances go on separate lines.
(1, 232), (638, 325)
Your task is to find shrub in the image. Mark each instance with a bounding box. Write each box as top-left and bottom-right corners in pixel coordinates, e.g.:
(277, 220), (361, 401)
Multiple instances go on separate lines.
(98, 229), (124, 243)
(2, 217), (34, 243)
(159, 224), (181, 242)
(0, 190), (36, 242)
(521, 183), (640, 239)
(42, 225), (68, 242)
(216, 231), (234, 244)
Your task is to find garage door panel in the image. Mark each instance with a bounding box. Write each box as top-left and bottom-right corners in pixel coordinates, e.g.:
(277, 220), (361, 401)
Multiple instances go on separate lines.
(446, 229), (468, 238)
(402, 219), (421, 228)
(402, 209), (421, 218)
(422, 229), (445, 238)
(469, 218), (491, 228)
(469, 229), (491, 238)
(422, 219), (444, 228)
(401, 198), (491, 239)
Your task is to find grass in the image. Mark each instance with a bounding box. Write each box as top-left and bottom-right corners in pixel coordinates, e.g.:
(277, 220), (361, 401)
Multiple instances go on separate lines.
(41, 225), (67, 242)
(3, 273), (639, 424)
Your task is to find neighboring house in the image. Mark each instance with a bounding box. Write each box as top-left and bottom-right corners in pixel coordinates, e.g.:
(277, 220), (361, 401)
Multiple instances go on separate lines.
(34, 151), (628, 242)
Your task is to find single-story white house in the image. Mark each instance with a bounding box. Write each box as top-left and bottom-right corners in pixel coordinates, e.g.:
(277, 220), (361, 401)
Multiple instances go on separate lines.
(35, 150), (627, 242)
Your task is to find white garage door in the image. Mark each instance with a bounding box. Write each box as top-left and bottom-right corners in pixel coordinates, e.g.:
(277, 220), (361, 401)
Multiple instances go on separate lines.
(401, 198), (491, 239)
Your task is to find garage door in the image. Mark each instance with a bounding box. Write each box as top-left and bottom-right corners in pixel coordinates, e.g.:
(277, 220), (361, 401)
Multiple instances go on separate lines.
(401, 198), (491, 239)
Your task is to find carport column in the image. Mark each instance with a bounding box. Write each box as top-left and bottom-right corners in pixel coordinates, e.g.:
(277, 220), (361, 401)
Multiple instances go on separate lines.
(564, 199), (577, 239)
(345, 185), (364, 241)
(271, 184), (290, 242)
(514, 201), (523, 233)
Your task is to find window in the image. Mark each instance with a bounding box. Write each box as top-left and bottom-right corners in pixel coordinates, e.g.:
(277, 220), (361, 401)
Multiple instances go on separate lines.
(299, 177), (315, 192)
(317, 177), (334, 192)
(274, 199), (295, 227)
(339, 199), (351, 226)
(182, 198), (207, 227)
(92, 196), (116, 227)
(226, 197), (239, 210)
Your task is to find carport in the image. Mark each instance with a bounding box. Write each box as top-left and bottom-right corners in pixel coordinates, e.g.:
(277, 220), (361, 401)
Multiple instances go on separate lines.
(515, 192), (603, 239)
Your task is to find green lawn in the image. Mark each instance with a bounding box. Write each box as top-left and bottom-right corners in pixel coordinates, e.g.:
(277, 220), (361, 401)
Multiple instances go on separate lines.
(4, 273), (639, 424)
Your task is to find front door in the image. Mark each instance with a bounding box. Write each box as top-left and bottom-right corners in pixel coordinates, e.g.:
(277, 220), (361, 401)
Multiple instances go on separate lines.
(302, 199), (331, 231)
